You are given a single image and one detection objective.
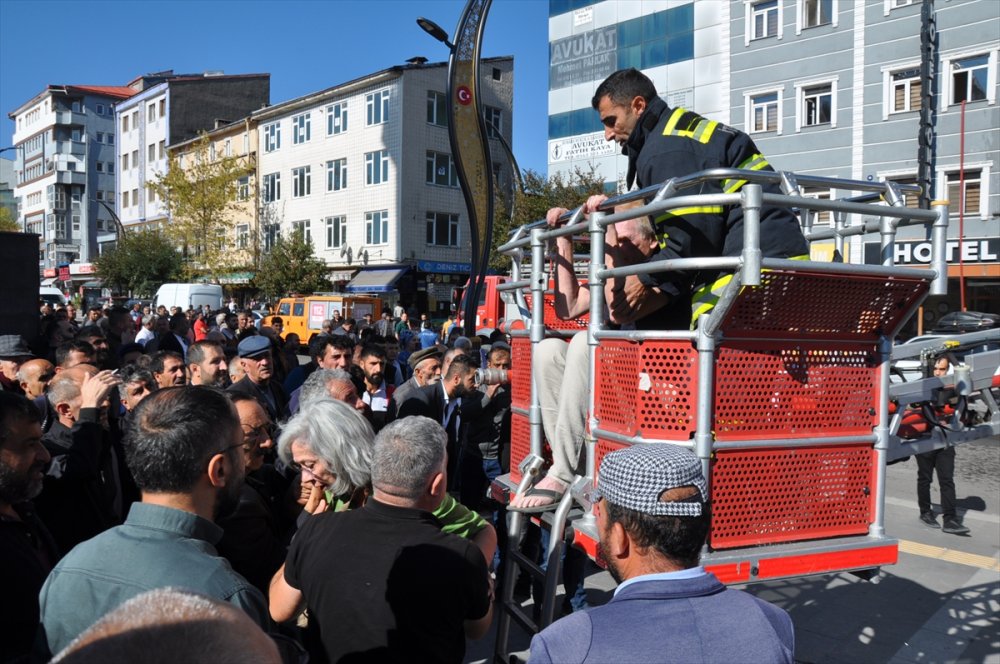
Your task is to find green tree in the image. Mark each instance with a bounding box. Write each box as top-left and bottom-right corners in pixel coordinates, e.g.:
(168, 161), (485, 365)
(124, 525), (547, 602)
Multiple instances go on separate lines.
(148, 133), (250, 282)
(94, 229), (183, 296)
(0, 207), (19, 232)
(252, 230), (332, 299)
(488, 166), (607, 271)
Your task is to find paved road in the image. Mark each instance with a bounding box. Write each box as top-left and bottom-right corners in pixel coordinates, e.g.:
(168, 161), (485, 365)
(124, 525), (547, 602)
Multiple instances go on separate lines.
(468, 436), (1000, 663)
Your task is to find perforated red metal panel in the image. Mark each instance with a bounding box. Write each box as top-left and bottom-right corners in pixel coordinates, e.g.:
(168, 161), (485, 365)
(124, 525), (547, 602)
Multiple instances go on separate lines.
(509, 411), (531, 483)
(714, 341), (877, 440)
(709, 445), (875, 549)
(524, 294), (589, 330)
(595, 340), (697, 439)
(510, 337), (532, 409)
(508, 411), (551, 483)
(720, 269), (928, 341)
(594, 438), (631, 483)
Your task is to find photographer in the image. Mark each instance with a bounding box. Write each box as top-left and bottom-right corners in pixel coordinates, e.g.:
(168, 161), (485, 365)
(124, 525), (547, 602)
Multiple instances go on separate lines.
(459, 344), (512, 512)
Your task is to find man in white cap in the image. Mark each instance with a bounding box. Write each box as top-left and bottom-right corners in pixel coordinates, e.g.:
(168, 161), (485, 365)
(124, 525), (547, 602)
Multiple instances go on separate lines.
(528, 444), (794, 664)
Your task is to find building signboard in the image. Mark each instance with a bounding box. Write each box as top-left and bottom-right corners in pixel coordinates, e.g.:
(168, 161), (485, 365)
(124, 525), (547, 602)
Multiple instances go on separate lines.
(863, 238), (999, 266)
(550, 26), (618, 90)
(549, 131), (619, 163)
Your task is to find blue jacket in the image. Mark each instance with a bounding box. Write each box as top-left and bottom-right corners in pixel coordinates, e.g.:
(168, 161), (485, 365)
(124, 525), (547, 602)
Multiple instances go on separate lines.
(528, 572), (794, 664)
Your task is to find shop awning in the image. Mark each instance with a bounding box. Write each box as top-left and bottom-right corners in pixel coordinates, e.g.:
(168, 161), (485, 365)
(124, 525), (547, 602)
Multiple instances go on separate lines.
(41, 277), (58, 286)
(344, 267), (407, 293)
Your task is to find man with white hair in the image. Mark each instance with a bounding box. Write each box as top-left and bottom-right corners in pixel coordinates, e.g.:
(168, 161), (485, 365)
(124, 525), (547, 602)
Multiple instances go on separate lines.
(270, 415), (492, 663)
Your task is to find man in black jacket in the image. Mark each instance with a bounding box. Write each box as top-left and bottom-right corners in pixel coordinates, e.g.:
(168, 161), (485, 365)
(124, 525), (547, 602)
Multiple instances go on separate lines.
(35, 365), (134, 555)
(396, 354), (479, 490)
(227, 336), (289, 422)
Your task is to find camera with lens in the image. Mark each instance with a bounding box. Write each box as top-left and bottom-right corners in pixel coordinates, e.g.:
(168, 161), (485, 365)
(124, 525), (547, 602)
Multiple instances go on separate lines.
(474, 368), (510, 386)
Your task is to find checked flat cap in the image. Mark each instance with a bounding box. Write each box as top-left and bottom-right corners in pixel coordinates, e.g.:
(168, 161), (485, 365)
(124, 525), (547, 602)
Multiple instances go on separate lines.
(0, 335), (35, 359)
(596, 444), (707, 517)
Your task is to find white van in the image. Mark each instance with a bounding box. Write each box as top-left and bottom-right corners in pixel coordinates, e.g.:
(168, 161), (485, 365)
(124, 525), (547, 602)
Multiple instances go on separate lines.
(153, 283), (224, 312)
(39, 286), (68, 308)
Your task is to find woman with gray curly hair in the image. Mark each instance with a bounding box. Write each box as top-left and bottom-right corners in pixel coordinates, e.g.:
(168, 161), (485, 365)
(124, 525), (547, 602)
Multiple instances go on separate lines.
(276, 398), (496, 564)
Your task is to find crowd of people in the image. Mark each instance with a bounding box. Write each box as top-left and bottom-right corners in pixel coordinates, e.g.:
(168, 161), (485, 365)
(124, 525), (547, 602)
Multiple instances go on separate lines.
(1, 294), (522, 663)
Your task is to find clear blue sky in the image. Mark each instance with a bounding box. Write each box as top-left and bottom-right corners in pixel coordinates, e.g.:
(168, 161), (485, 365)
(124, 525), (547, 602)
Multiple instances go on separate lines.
(0, 0), (551, 173)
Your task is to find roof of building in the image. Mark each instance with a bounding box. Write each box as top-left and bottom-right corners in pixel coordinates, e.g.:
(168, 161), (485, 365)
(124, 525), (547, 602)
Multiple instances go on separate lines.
(63, 85), (137, 100)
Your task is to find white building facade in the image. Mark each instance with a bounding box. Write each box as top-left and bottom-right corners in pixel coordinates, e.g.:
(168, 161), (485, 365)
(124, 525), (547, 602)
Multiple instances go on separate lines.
(254, 58), (514, 315)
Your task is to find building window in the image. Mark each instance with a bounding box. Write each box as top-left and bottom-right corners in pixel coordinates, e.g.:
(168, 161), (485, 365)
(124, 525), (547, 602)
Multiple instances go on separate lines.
(224, 139), (231, 157)
(292, 166), (311, 198)
(889, 67), (921, 115)
(365, 210), (389, 245)
(263, 122), (281, 152)
(795, 80), (837, 130)
(292, 219), (311, 242)
(122, 191), (129, 209)
(484, 106), (502, 139)
(799, 0), (835, 30)
(96, 103), (105, 115)
(237, 224), (249, 249)
(96, 191), (104, 201)
(427, 91), (448, 127)
(132, 150), (139, 169)
(426, 212), (459, 247)
(122, 153), (129, 171)
(366, 89), (390, 126)
(159, 99), (166, 116)
(492, 67), (502, 81)
(951, 54), (990, 105)
(96, 162), (104, 173)
(326, 215), (346, 249)
(237, 176), (250, 201)
(132, 188), (138, 204)
(148, 187), (155, 203)
(95, 132), (104, 143)
(800, 187), (833, 225)
(426, 151), (458, 187)
(158, 140), (165, 160)
(148, 103), (156, 122)
(946, 169), (983, 218)
(750, 1), (779, 40)
(365, 150), (389, 185)
(122, 115), (129, 133)
(107, 162), (114, 174)
(327, 158), (347, 191)
(748, 91), (781, 133)
(263, 172), (281, 202)
(107, 134), (114, 145)
(264, 223), (280, 252)
(327, 101), (348, 135)
(293, 113), (311, 144)
(148, 144), (156, 162)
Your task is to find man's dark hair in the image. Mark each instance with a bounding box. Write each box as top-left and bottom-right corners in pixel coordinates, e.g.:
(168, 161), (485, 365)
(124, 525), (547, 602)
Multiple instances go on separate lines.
(125, 386), (239, 493)
(188, 340), (223, 367)
(444, 353), (478, 380)
(487, 345), (511, 364)
(343, 318), (356, 328)
(0, 391), (42, 442)
(604, 501), (710, 569)
(592, 68), (658, 109)
(310, 333), (354, 361)
(169, 312), (188, 332)
(76, 326), (106, 342)
(359, 344), (386, 362)
(150, 350), (184, 375)
(55, 339), (96, 367)
(271, 316), (283, 325)
(87, 306), (103, 315)
(107, 306), (131, 329)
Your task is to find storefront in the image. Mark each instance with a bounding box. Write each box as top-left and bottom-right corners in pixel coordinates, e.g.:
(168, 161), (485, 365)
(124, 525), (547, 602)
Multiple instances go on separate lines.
(863, 237), (1000, 335)
(414, 260), (473, 318)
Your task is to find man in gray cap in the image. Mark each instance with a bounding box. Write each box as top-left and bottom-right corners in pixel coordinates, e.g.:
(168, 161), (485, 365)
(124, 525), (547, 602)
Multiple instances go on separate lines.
(387, 346), (442, 421)
(227, 336), (288, 421)
(528, 444), (794, 664)
(0, 335), (36, 394)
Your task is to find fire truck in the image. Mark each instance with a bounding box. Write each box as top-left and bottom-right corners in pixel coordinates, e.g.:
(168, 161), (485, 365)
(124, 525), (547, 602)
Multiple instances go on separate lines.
(487, 169), (1000, 660)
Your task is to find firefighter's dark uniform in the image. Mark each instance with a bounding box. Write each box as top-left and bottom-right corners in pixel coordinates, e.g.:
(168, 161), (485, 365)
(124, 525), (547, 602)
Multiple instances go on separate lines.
(624, 96), (808, 323)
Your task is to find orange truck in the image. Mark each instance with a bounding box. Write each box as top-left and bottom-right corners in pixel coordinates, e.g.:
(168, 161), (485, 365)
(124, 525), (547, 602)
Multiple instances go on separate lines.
(264, 294), (381, 342)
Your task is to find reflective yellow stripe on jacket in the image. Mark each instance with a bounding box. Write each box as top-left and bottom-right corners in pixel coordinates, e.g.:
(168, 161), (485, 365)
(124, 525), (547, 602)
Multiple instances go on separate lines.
(662, 108), (718, 144)
(653, 206), (725, 250)
(722, 154), (770, 194)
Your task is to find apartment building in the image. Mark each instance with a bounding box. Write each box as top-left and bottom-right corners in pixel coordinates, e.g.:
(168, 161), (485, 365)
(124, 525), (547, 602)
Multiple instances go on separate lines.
(115, 71), (269, 232)
(253, 57), (514, 315)
(7, 84), (135, 282)
(731, 0), (999, 318)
